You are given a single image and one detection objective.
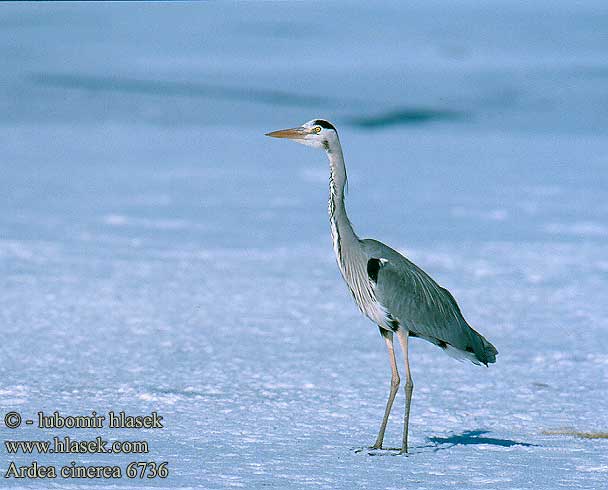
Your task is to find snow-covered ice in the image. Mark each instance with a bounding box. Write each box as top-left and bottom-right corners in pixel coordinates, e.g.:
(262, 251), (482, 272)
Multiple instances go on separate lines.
(1, 1), (608, 488)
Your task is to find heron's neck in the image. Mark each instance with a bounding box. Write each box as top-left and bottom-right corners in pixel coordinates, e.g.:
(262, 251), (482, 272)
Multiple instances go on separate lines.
(326, 143), (359, 265)
(325, 140), (378, 323)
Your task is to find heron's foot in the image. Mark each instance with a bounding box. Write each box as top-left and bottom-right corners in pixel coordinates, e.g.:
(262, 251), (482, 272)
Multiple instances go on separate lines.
(365, 445), (401, 453)
(398, 446), (409, 455)
(371, 442), (383, 450)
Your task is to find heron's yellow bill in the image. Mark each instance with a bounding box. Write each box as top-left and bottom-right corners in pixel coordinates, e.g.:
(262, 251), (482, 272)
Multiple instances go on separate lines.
(265, 127), (309, 139)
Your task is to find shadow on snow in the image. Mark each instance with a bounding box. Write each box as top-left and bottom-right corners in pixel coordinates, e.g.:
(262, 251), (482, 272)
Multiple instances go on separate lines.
(427, 429), (537, 451)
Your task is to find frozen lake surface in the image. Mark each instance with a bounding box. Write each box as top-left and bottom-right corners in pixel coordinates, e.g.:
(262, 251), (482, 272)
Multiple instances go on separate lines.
(1, 2), (608, 488)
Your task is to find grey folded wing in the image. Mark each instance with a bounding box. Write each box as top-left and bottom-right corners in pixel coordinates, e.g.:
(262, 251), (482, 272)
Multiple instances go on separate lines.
(362, 239), (497, 365)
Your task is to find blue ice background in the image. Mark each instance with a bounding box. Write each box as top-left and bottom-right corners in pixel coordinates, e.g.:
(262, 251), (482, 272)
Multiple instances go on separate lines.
(1, 1), (608, 489)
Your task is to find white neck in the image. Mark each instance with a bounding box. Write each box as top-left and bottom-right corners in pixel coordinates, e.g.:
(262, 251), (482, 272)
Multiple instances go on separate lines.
(326, 140), (359, 268)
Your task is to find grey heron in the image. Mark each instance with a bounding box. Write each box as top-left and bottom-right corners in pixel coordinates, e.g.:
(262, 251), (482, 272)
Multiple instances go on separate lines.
(266, 119), (498, 454)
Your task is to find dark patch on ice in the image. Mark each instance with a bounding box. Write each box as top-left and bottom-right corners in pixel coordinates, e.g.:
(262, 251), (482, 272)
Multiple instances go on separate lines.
(571, 66), (608, 79)
(153, 387), (209, 398)
(532, 381), (551, 390)
(29, 72), (339, 108)
(428, 430), (536, 451)
(349, 108), (464, 128)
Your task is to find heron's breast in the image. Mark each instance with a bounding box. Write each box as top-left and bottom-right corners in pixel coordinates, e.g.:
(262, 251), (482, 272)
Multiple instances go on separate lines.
(340, 263), (394, 329)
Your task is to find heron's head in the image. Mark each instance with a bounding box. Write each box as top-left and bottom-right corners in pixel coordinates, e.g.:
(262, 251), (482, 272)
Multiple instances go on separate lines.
(265, 119), (338, 151)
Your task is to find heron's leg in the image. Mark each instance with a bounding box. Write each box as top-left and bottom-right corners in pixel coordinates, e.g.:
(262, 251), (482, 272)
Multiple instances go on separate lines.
(372, 327), (400, 449)
(396, 328), (414, 454)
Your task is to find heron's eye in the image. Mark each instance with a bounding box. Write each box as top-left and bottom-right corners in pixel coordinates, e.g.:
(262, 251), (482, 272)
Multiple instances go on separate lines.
(313, 126), (322, 134)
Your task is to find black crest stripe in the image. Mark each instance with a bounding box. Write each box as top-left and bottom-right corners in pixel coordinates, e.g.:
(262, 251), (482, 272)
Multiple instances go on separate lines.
(314, 119), (336, 130)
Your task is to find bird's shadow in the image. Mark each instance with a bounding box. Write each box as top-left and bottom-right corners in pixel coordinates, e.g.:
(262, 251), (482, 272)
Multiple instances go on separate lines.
(352, 430), (536, 456)
(425, 429), (537, 452)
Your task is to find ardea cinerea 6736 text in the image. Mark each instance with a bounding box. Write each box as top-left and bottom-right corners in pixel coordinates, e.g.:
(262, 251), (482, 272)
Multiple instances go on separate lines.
(266, 119), (497, 454)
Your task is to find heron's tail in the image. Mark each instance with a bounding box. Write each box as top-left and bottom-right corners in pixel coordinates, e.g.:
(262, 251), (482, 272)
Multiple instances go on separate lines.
(443, 328), (498, 366)
(471, 331), (498, 366)
(419, 328), (498, 366)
